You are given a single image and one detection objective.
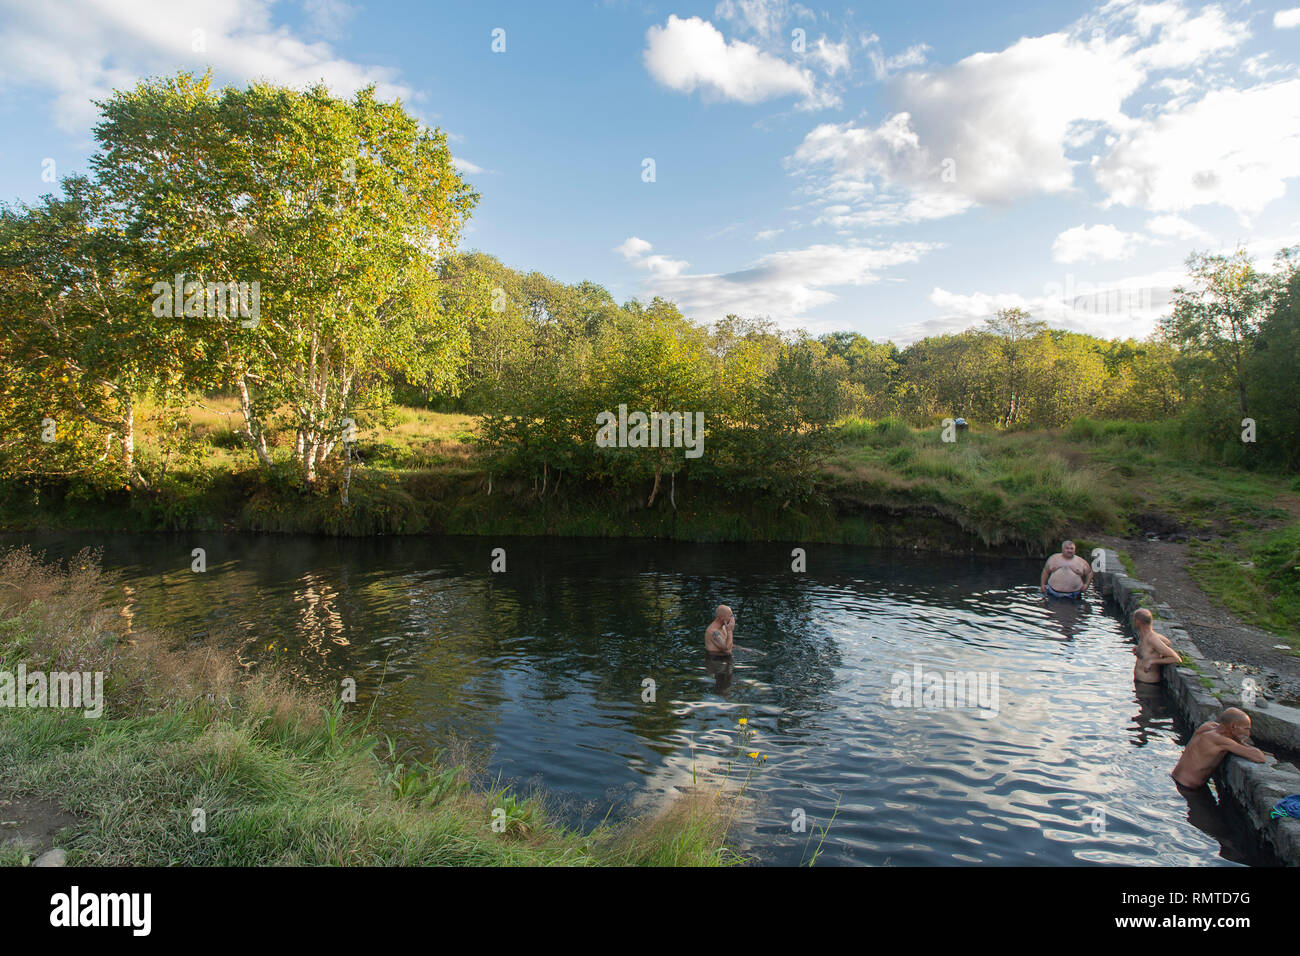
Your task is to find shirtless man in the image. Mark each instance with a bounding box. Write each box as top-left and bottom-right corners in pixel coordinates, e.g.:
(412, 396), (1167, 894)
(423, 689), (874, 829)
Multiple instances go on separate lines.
(1040, 540), (1092, 599)
(1171, 708), (1268, 789)
(1133, 608), (1182, 684)
(704, 605), (735, 659)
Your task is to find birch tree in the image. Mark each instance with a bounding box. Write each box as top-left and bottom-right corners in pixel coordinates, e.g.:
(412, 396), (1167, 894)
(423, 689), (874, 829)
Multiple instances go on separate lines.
(91, 72), (478, 482)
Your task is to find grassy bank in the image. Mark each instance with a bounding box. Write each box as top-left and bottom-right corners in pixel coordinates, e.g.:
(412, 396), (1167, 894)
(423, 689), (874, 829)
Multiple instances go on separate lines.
(1186, 525), (1300, 640)
(0, 549), (742, 866)
(2, 404), (1297, 636)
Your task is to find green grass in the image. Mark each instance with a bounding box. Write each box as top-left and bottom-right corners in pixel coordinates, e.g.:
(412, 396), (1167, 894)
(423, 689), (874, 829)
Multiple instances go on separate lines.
(1186, 526), (1300, 651)
(824, 421), (1122, 549)
(0, 702), (740, 866)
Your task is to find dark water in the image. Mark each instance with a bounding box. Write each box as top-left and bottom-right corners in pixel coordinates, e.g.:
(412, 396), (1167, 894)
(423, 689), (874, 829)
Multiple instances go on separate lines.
(2, 532), (1276, 866)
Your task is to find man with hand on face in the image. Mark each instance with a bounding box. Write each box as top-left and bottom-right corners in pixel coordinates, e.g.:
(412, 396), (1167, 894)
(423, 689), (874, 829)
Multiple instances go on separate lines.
(705, 605), (735, 660)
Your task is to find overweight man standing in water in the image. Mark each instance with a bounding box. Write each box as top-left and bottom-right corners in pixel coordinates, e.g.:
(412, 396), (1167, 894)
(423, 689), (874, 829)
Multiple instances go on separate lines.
(1040, 540), (1093, 599)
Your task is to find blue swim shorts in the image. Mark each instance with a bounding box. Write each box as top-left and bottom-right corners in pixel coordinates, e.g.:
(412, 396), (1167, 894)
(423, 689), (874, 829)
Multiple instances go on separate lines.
(1045, 584), (1084, 600)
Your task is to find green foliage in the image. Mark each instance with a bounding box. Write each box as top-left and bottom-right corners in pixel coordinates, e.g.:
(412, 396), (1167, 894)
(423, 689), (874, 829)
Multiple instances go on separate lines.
(477, 303), (841, 506)
(0, 177), (186, 489)
(1, 71), (480, 488)
(1246, 249), (1300, 470)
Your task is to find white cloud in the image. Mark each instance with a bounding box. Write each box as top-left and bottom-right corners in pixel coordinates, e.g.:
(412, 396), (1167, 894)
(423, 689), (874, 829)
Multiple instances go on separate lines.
(644, 15), (831, 107)
(791, 116), (965, 226)
(1109, 0), (1251, 70)
(1052, 224), (1146, 263)
(1145, 213), (1210, 241)
(0, 0), (413, 132)
(912, 267), (1182, 342)
(789, 31), (1145, 229)
(1274, 8), (1300, 29)
(862, 34), (930, 80)
(1240, 53), (1289, 79)
(616, 236), (689, 278)
(785, 2), (1287, 231)
(914, 235), (1300, 343)
(302, 0), (357, 41)
(927, 287), (1035, 320)
(618, 239), (938, 322)
(889, 34), (1146, 204)
(714, 0), (790, 38)
(616, 236), (654, 260)
(1094, 78), (1300, 217)
(1156, 76), (1194, 95)
(451, 157), (483, 175)
(811, 37), (851, 76)
(755, 228), (784, 240)
(704, 222), (744, 240)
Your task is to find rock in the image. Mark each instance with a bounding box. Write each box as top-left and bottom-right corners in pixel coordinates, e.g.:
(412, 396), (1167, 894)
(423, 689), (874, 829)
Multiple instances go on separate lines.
(33, 848), (66, 867)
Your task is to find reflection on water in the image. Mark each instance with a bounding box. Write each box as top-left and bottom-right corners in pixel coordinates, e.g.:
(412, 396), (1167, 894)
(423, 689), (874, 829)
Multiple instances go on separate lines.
(2, 532), (1276, 866)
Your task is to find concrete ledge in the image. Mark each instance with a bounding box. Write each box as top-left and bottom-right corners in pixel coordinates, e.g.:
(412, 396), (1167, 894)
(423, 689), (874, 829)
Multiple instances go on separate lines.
(1091, 549), (1300, 866)
(1219, 756), (1300, 865)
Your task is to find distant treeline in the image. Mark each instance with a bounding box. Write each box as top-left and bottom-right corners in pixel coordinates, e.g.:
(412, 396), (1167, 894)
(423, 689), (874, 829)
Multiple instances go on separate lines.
(434, 247), (1300, 488)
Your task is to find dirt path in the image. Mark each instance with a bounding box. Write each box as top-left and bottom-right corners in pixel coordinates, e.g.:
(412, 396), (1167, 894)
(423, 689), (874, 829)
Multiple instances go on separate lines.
(1093, 533), (1300, 700)
(0, 793), (79, 859)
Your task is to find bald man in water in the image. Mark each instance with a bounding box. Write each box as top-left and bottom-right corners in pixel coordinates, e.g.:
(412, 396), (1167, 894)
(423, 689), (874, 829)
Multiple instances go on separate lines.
(1171, 708), (1268, 789)
(705, 605), (735, 659)
(1133, 608), (1182, 684)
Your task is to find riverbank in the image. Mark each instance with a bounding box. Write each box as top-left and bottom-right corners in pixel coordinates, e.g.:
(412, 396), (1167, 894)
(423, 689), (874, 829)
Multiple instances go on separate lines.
(1093, 533), (1300, 702)
(3, 410), (1297, 646)
(1093, 550), (1300, 866)
(0, 550), (742, 867)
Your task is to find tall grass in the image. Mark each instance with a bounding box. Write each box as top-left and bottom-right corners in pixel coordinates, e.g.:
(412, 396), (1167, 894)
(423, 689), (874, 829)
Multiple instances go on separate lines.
(827, 419), (1121, 549)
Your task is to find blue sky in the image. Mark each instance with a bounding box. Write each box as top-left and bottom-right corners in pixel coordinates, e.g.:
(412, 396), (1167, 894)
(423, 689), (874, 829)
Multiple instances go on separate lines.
(2, 0), (1299, 342)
